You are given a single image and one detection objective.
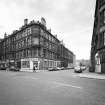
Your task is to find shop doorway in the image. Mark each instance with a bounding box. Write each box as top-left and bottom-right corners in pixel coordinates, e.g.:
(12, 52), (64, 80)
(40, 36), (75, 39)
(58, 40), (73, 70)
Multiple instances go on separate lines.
(33, 61), (39, 70)
(95, 53), (101, 73)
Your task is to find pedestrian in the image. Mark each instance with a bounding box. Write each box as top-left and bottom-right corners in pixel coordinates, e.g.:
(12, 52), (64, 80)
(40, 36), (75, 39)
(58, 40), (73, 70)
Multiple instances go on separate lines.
(35, 65), (38, 70)
(33, 65), (36, 72)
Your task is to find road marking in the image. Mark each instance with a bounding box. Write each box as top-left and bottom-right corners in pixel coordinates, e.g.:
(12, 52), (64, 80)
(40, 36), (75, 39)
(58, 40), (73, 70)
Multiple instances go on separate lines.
(53, 81), (83, 89)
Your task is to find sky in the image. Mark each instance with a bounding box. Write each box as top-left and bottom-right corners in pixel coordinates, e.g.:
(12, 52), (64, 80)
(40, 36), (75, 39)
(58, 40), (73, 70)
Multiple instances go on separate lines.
(0, 0), (96, 60)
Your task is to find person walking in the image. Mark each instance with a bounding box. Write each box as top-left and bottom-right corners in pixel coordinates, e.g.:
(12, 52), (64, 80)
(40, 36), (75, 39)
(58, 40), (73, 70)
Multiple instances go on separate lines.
(33, 65), (36, 72)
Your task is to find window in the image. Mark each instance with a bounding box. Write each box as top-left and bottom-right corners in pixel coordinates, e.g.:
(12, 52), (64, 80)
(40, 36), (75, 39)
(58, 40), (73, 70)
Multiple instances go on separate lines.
(32, 49), (38, 57)
(22, 40), (24, 47)
(52, 37), (54, 42)
(24, 50), (27, 57)
(16, 52), (19, 59)
(23, 39), (26, 47)
(16, 43), (18, 49)
(27, 49), (31, 57)
(23, 30), (27, 37)
(16, 34), (20, 40)
(40, 29), (44, 36)
(21, 32), (24, 38)
(18, 51), (21, 59)
(17, 33), (21, 39)
(27, 36), (31, 46)
(43, 49), (46, 57)
(46, 42), (49, 48)
(18, 42), (21, 48)
(33, 27), (39, 34)
(32, 37), (39, 45)
(104, 32), (105, 45)
(46, 34), (49, 39)
(99, 0), (104, 7)
(103, 11), (105, 23)
(40, 37), (44, 45)
(49, 35), (52, 41)
(49, 43), (52, 49)
(21, 50), (24, 58)
(43, 31), (46, 38)
(27, 28), (32, 35)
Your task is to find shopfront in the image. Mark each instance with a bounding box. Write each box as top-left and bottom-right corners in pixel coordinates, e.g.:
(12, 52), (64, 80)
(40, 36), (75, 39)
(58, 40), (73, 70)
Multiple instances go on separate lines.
(21, 58), (39, 72)
(20, 57), (61, 72)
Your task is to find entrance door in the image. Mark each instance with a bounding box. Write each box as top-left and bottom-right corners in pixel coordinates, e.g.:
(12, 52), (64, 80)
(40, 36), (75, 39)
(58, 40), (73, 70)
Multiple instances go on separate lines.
(95, 53), (101, 73)
(95, 64), (101, 73)
(33, 61), (39, 70)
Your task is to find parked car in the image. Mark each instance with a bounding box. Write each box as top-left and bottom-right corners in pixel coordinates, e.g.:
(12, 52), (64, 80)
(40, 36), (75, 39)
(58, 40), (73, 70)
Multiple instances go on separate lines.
(0, 66), (7, 70)
(60, 67), (65, 70)
(48, 67), (61, 71)
(80, 66), (86, 71)
(9, 66), (20, 71)
(74, 66), (82, 73)
(56, 67), (61, 70)
(48, 67), (56, 71)
(0, 63), (7, 70)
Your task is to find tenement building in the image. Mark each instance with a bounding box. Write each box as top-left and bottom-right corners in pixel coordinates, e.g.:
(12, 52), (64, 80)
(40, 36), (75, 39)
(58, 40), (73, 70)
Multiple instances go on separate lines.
(0, 18), (75, 71)
(91, 0), (105, 73)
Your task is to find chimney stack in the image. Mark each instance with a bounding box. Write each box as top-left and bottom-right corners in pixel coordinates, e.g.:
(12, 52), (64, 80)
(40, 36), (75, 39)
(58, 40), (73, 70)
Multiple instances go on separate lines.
(4, 32), (7, 38)
(24, 18), (28, 25)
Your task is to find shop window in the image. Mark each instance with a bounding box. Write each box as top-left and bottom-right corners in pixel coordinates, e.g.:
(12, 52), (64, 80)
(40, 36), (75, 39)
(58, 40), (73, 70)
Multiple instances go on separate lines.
(22, 61), (30, 68)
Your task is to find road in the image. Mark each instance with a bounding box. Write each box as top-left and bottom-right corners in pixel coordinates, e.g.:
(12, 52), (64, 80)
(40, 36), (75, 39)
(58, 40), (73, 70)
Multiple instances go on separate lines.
(0, 70), (105, 105)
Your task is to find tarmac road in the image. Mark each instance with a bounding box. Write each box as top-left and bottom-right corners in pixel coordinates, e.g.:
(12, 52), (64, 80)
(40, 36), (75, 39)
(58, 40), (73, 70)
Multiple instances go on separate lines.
(0, 70), (105, 105)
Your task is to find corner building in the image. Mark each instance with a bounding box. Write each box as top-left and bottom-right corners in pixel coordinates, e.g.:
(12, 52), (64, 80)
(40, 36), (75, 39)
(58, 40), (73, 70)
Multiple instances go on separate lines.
(0, 18), (75, 72)
(91, 0), (105, 73)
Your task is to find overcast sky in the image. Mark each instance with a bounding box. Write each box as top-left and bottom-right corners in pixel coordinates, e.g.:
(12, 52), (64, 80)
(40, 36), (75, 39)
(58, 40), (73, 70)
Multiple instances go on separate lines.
(0, 0), (96, 60)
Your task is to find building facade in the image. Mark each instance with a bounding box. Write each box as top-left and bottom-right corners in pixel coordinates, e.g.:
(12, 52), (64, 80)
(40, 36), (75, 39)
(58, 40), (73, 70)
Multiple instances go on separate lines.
(91, 0), (105, 73)
(0, 18), (75, 72)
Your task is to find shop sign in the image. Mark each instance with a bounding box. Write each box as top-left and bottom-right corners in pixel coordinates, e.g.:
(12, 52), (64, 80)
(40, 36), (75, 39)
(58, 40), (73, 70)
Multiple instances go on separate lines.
(10, 60), (14, 62)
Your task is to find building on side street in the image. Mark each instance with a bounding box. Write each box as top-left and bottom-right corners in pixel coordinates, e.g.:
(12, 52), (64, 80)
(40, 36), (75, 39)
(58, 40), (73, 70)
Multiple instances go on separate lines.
(76, 59), (90, 67)
(0, 18), (75, 72)
(91, 0), (105, 73)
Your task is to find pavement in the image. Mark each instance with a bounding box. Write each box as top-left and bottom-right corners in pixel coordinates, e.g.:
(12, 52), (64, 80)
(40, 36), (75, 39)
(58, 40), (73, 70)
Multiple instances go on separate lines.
(37, 69), (105, 80)
(36, 69), (105, 80)
(70, 69), (105, 80)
